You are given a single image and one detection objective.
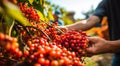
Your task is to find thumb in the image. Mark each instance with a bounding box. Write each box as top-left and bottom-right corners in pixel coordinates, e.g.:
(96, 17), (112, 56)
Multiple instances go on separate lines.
(56, 26), (66, 28)
(86, 47), (97, 55)
(86, 47), (95, 53)
(56, 26), (68, 32)
(85, 47), (95, 57)
(86, 37), (98, 43)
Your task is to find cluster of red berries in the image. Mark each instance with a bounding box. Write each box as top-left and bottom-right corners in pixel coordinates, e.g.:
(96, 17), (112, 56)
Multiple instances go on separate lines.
(54, 30), (89, 57)
(0, 27), (89, 66)
(18, 3), (40, 22)
(45, 27), (61, 41)
(26, 37), (84, 66)
(0, 32), (22, 58)
(0, 33), (23, 66)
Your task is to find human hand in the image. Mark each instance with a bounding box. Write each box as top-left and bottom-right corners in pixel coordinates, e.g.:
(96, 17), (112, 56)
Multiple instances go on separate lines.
(56, 26), (69, 32)
(86, 37), (110, 57)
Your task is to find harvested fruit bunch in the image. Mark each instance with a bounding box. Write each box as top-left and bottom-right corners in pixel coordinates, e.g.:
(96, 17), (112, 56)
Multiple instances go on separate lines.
(18, 3), (40, 22)
(18, 2), (47, 30)
(0, 32), (22, 66)
(54, 30), (89, 57)
(25, 37), (84, 66)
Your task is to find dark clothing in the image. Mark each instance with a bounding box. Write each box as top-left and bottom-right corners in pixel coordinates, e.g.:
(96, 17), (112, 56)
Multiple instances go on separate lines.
(112, 54), (120, 66)
(93, 0), (120, 66)
(94, 0), (120, 40)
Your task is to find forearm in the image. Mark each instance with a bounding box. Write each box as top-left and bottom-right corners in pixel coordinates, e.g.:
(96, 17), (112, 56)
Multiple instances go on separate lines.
(66, 21), (89, 31)
(66, 16), (100, 31)
(107, 40), (120, 53)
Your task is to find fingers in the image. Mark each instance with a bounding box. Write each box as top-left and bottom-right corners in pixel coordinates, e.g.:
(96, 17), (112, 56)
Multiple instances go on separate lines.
(86, 37), (99, 43)
(85, 37), (105, 57)
(56, 26), (67, 29)
(85, 47), (97, 57)
(56, 26), (68, 32)
(87, 46), (97, 53)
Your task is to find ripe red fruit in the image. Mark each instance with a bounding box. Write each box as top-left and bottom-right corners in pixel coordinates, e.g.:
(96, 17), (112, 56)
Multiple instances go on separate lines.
(56, 51), (61, 57)
(59, 59), (64, 66)
(24, 50), (29, 56)
(34, 63), (41, 66)
(30, 55), (35, 60)
(51, 60), (58, 66)
(6, 43), (11, 50)
(44, 59), (50, 65)
(10, 45), (16, 52)
(39, 54), (44, 58)
(50, 50), (56, 57)
(38, 58), (45, 65)
(39, 48), (46, 54)
(0, 33), (5, 40)
(17, 51), (22, 57)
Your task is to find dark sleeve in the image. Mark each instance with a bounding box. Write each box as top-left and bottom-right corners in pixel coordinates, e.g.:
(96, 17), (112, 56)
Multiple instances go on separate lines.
(93, 0), (107, 20)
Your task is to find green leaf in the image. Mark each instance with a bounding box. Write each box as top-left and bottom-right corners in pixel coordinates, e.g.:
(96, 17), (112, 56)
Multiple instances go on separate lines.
(28, 0), (34, 4)
(33, 1), (44, 13)
(0, 6), (4, 13)
(36, 10), (45, 21)
(17, 0), (27, 3)
(4, 1), (31, 26)
(4, 15), (15, 36)
(40, 0), (45, 5)
(47, 6), (54, 21)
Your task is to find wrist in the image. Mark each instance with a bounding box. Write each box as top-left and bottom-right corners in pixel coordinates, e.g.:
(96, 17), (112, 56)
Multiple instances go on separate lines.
(106, 40), (120, 53)
(66, 25), (72, 31)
